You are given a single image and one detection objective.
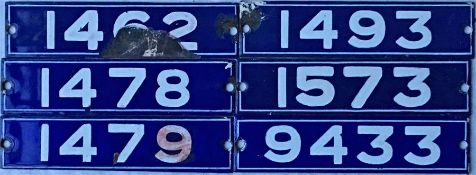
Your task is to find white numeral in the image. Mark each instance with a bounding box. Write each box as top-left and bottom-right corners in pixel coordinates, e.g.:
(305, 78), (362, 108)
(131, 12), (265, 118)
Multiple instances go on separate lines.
(277, 67), (287, 107)
(108, 124), (144, 163)
(109, 68), (146, 108)
(163, 12), (198, 50)
(46, 11), (55, 49)
(343, 66), (382, 108)
(405, 126), (441, 165)
(280, 10), (289, 48)
(357, 126), (393, 165)
(155, 69), (190, 107)
(300, 10), (338, 49)
(64, 10), (104, 50)
(265, 125), (301, 163)
(59, 68), (97, 108)
(396, 11), (432, 49)
(59, 124), (97, 162)
(40, 124), (49, 162)
(393, 67), (431, 107)
(113, 11), (150, 36)
(41, 68), (50, 107)
(155, 125), (192, 163)
(296, 66), (335, 107)
(348, 10), (385, 48)
(310, 125), (348, 164)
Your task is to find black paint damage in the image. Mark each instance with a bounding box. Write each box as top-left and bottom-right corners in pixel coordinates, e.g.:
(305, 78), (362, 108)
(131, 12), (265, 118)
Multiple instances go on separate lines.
(100, 27), (198, 59)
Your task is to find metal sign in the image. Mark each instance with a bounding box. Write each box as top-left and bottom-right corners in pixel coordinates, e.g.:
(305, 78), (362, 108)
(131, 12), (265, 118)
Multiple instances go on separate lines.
(3, 60), (234, 114)
(236, 118), (467, 173)
(0, 0), (473, 174)
(242, 2), (473, 57)
(2, 118), (232, 170)
(239, 60), (469, 113)
(6, 2), (237, 57)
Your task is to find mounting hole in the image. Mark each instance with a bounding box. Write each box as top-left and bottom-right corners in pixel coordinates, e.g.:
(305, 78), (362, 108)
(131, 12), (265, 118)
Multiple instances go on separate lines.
(459, 140), (468, 150)
(3, 80), (13, 91)
(225, 83), (235, 92)
(223, 140), (233, 151)
(460, 83), (470, 93)
(229, 27), (238, 36)
(1, 138), (13, 150)
(464, 26), (473, 34)
(243, 24), (251, 33)
(236, 139), (247, 152)
(239, 82), (248, 91)
(7, 25), (17, 35)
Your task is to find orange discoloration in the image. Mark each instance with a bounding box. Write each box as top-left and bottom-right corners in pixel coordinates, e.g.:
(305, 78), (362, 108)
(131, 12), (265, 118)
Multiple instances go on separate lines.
(155, 125), (192, 163)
